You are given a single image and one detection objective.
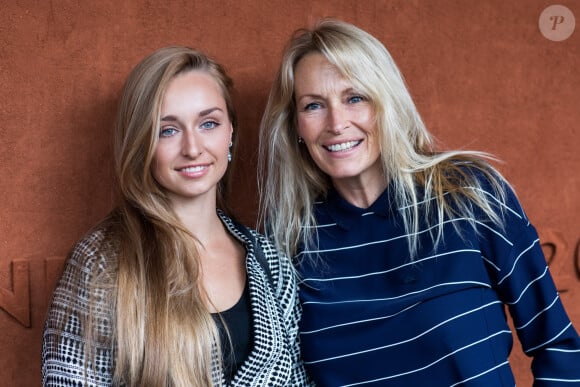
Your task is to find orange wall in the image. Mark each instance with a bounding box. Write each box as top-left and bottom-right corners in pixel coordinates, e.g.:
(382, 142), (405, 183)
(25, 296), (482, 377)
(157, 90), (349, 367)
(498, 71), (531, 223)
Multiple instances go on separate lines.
(1, 1), (578, 386)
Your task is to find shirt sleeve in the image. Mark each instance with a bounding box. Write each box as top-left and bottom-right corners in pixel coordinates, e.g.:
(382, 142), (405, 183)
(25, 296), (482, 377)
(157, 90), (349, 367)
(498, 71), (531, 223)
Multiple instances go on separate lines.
(42, 230), (115, 387)
(481, 183), (580, 385)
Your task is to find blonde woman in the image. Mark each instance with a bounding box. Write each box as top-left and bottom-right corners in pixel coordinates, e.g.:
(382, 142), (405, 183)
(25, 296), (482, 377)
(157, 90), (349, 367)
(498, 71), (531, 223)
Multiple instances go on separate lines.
(42, 46), (311, 386)
(259, 19), (580, 386)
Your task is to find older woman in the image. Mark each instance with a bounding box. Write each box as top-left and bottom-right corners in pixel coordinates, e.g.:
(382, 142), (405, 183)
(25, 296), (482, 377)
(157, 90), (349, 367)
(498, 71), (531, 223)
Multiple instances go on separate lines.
(259, 19), (580, 386)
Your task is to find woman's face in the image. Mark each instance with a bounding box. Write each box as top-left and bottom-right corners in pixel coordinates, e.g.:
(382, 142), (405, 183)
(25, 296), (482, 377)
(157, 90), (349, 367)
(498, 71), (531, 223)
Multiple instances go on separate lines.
(151, 70), (232, 207)
(294, 53), (383, 192)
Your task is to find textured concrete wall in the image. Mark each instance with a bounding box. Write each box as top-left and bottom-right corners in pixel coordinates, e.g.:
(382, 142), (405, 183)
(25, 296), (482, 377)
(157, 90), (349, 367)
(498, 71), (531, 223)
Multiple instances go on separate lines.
(1, 1), (578, 385)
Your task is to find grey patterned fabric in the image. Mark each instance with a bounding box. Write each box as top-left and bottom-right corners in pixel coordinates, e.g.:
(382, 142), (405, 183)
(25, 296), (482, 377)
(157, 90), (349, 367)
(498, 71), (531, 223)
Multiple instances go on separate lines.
(42, 211), (312, 386)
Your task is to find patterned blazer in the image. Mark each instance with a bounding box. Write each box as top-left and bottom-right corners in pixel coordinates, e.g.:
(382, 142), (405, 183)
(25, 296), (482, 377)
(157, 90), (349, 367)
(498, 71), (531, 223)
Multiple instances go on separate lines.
(42, 211), (313, 386)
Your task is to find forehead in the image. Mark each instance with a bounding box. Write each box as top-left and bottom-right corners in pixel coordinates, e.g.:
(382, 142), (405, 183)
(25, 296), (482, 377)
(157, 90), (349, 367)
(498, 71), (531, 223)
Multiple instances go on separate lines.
(294, 53), (352, 94)
(161, 70), (225, 111)
(295, 53), (340, 78)
(165, 70), (221, 95)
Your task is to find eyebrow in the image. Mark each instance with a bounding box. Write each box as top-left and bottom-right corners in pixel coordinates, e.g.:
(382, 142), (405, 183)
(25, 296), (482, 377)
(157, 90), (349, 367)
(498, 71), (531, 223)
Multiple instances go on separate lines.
(297, 87), (359, 99)
(160, 107), (224, 122)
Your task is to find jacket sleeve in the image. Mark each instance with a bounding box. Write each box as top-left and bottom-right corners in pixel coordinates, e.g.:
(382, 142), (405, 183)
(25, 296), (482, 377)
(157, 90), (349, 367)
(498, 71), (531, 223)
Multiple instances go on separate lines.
(259, 235), (315, 386)
(482, 183), (580, 385)
(42, 230), (115, 387)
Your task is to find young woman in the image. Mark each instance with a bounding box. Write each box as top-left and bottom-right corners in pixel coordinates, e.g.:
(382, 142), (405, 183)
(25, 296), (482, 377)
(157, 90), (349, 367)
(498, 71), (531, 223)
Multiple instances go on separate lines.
(42, 46), (311, 386)
(259, 19), (580, 386)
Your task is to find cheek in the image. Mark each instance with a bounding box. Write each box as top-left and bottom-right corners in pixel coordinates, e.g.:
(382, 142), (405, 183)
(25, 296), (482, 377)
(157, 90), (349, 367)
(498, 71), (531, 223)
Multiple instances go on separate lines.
(360, 110), (379, 139)
(357, 107), (375, 127)
(150, 144), (169, 177)
(213, 135), (232, 161)
(297, 116), (319, 141)
(151, 145), (166, 166)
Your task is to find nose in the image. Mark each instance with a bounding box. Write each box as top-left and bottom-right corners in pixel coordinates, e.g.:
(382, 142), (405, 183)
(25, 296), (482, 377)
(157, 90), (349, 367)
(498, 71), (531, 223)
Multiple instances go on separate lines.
(181, 130), (202, 158)
(328, 104), (347, 134)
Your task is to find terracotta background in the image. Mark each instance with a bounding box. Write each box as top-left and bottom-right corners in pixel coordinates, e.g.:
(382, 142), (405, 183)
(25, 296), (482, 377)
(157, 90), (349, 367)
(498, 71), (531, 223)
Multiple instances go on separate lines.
(1, 1), (578, 386)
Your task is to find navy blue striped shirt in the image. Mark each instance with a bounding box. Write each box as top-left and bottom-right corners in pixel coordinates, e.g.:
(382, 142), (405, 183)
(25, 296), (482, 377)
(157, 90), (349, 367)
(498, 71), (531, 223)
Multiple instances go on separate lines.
(296, 181), (580, 386)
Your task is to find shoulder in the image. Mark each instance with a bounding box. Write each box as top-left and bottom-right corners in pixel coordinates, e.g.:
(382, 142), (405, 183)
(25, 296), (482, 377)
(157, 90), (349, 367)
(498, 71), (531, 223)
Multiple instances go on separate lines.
(62, 218), (119, 289)
(442, 158), (506, 191)
(447, 162), (536, 245)
(441, 159), (520, 210)
(45, 218), (118, 335)
(460, 162), (525, 216)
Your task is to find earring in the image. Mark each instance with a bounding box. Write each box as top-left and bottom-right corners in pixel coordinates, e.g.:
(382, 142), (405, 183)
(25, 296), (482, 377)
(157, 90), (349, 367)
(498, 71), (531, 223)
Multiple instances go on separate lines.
(227, 141), (233, 162)
(298, 137), (304, 144)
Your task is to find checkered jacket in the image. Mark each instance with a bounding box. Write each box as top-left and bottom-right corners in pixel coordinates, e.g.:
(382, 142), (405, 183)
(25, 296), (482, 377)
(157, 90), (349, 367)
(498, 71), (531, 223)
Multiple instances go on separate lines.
(42, 211), (312, 386)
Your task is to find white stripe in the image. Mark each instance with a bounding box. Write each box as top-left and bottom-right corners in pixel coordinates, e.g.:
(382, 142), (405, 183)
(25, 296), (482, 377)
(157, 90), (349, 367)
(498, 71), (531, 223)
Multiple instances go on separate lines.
(515, 295), (559, 330)
(474, 221), (513, 246)
(525, 322), (573, 353)
(546, 347), (580, 353)
(481, 255), (501, 272)
(298, 217), (488, 256)
(449, 361), (510, 387)
(298, 229), (407, 255)
(337, 330), (512, 386)
(301, 249), (480, 283)
(305, 300), (503, 364)
(535, 378), (580, 383)
(302, 281), (492, 305)
(301, 222), (337, 229)
(466, 186), (523, 220)
(397, 191), (451, 210)
(395, 186), (523, 222)
(303, 186), (525, 234)
(497, 239), (540, 285)
(301, 302), (421, 335)
(505, 266), (549, 305)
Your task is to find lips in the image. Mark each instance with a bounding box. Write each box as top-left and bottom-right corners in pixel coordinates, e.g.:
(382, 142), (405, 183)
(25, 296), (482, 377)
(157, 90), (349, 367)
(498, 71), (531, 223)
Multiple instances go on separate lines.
(324, 140), (362, 152)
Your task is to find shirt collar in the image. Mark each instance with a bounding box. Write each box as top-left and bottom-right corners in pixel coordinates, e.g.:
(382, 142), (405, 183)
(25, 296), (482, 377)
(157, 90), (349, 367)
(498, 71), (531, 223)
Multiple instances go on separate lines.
(320, 185), (397, 230)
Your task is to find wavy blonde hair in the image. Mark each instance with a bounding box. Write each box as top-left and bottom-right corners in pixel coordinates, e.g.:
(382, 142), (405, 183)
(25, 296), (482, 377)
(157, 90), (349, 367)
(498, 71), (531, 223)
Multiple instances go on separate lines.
(258, 19), (508, 260)
(96, 46), (237, 386)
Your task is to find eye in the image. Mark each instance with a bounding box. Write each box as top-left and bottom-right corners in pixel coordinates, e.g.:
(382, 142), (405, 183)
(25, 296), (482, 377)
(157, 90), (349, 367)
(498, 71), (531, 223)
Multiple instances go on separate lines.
(347, 95), (365, 104)
(200, 120), (219, 130)
(304, 102), (322, 111)
(160, 126), (178, 137)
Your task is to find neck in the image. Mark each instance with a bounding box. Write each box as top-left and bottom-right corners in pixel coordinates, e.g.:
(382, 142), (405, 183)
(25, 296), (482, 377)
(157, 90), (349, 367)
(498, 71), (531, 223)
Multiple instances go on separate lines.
(170, 195), (223, 243)
(332, 174), (389, 209)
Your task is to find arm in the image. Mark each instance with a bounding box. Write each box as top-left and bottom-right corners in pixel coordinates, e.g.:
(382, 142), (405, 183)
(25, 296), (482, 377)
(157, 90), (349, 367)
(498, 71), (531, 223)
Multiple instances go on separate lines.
(42, 230), (115, 387)
(483, 185), (580, 385)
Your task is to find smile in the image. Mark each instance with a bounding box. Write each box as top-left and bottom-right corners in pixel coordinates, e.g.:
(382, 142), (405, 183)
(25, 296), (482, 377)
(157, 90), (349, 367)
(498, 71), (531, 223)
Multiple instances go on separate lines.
(324, 140), (362, 152)
(178, 165), (208, 173)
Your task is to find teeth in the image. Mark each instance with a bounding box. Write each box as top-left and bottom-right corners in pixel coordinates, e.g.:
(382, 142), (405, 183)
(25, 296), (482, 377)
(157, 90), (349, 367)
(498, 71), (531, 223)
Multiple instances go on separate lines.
(326, 141), (360, 152)
(181, 166), (206, 173)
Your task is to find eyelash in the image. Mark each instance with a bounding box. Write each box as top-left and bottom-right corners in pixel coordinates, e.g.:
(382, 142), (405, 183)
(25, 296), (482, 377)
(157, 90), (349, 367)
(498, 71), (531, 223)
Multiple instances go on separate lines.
(160, 127), (178, 137)
(200, 120), (219, 129)
(348, 95), (365, 103)
(304, 102), (321, 111)
(303, 95), (366, 111)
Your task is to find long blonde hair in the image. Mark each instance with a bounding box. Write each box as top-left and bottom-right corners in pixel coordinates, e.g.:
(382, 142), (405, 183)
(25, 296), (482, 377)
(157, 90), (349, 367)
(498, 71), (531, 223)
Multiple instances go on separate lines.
(258, 19), (507, 260)
(100, 46), (237, 385)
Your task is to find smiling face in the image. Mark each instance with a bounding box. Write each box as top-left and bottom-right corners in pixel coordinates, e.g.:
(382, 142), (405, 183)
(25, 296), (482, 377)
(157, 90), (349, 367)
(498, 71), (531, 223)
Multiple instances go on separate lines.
(152, 70), (233, 207)
(294, 53), (384, 196)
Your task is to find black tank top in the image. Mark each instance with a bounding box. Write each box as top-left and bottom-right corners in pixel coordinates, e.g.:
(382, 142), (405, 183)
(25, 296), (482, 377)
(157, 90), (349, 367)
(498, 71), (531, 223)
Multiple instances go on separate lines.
(212, 281), (253, 383)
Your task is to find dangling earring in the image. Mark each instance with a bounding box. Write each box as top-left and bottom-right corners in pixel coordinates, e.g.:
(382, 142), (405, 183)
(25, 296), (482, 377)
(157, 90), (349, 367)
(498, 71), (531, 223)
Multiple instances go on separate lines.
(227, 141), (233, 162)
